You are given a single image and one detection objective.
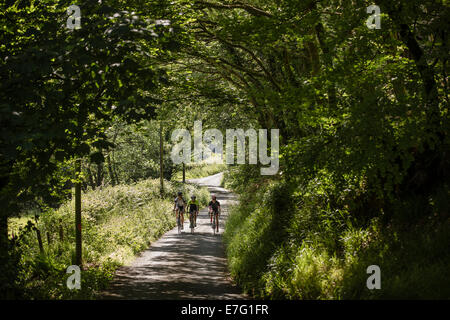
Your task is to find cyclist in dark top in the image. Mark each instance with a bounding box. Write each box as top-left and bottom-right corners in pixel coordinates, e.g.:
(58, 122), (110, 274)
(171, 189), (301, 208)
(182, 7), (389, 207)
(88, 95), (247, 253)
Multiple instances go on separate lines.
(208, 195), (221, 232)
(187, 195), (200, 227)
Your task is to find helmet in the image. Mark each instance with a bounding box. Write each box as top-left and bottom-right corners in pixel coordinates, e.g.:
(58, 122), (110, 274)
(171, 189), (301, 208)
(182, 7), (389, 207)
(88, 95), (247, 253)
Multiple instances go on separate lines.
(177, 191), (183, 196)
(191, 195), (196, 199)
(211, 195), (216, 200)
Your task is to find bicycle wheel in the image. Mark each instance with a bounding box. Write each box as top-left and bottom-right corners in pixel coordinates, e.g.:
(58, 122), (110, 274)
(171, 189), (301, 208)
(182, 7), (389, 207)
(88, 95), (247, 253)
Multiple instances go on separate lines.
(213, 214), (217, 235)
(190, 213), (194, 234)
(177, 215), (181, 234)
(216, 213), (219, 234)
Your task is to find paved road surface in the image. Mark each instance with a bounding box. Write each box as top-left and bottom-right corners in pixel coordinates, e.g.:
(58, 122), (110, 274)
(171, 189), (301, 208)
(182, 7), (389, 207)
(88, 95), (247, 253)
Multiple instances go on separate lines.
(101, 172), (244, 299)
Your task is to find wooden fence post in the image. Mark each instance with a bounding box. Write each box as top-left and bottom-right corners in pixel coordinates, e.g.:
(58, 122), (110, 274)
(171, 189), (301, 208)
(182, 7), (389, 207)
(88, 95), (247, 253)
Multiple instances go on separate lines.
(59, 219), (64, 242)
(75, 158), (82, 266)
(46, 231), (51, 246)
(35, 228), (44, 254)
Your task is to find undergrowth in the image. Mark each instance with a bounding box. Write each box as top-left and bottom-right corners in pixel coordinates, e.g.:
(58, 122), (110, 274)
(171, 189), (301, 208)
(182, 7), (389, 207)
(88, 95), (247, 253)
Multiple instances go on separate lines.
(5, 178), (209, 299)
(223, 166), (450, 299)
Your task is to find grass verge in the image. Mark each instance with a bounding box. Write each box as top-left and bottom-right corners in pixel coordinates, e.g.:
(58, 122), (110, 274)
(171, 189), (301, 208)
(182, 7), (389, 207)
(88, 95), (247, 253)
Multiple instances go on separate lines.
(222, 166), (450, 299)
(5, 178), (210, 299)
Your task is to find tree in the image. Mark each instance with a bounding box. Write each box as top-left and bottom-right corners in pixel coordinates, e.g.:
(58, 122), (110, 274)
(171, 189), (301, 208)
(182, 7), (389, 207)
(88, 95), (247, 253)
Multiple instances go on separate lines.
(0, 0), (188, 259)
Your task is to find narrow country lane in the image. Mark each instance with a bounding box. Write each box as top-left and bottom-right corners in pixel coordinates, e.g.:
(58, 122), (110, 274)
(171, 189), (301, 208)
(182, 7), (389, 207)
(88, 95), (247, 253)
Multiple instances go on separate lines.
(101, 173), (244, 299)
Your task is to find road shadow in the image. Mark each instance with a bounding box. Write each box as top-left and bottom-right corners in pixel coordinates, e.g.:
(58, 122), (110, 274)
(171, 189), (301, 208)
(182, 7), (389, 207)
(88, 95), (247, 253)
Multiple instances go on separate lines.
(101, 175), (245, 300)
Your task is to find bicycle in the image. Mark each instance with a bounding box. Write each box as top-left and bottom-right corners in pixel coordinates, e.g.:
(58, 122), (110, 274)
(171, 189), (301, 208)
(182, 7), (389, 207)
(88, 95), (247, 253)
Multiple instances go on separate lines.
(188, 209), (195, 234)
(211, 210), (219, 235)
(175, 209), (183, 234)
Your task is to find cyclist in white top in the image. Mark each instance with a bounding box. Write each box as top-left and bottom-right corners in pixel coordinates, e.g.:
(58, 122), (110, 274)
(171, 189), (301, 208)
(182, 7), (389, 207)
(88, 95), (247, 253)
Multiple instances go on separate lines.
(174, 191), (186, 230)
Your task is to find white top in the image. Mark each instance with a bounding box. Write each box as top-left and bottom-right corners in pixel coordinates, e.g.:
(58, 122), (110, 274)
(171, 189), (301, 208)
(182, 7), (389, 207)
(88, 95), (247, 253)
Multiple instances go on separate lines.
(175, 197), (185, 207)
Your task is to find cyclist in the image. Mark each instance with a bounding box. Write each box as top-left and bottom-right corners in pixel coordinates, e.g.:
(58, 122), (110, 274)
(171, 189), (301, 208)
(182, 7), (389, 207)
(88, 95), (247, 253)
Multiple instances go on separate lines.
(187, 195), (200, 227)
(208, 195), (221, 232)
(174, 191), (186, 230)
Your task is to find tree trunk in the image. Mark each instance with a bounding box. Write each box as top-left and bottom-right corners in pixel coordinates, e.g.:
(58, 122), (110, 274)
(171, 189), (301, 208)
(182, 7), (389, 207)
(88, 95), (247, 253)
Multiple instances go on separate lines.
(160, 121), (164, 197)
(0, 214), (8, 252)
(96, 162), (103, 188)
(35, 228), (44, 254)
(182, 163), (186, 183)
(379, 2), (440, 130)
(106, 153), (116, 186)
(113, 167), (120, 186)
(86, 164), (95, 190)
(75, 159), (82, 266)
(46, 231), (51, 246)
(59, 219), (64, 241)
(398, 23), (439, 128)
(111, 127), (120, 185)
(315, 22), (337, 109)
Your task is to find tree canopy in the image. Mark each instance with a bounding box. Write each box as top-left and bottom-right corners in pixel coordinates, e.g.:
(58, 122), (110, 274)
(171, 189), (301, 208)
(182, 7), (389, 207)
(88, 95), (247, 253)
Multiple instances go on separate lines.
(1, 0), (449, 300)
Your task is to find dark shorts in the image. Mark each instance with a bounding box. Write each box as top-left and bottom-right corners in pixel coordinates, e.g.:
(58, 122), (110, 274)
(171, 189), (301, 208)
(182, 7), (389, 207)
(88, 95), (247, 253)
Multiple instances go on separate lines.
(177, 205), (184, 213)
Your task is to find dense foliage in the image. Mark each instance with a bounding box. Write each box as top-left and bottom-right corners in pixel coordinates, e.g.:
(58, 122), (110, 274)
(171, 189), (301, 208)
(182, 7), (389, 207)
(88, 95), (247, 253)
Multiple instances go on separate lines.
(223, 166), (450, 298)
(1, 0), (449, 299)
(188, 0), (449, 299)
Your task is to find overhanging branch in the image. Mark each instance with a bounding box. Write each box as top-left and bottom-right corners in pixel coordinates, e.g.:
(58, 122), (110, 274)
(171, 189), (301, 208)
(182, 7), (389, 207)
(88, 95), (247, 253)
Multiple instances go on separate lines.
(195, 1), (273, 18)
